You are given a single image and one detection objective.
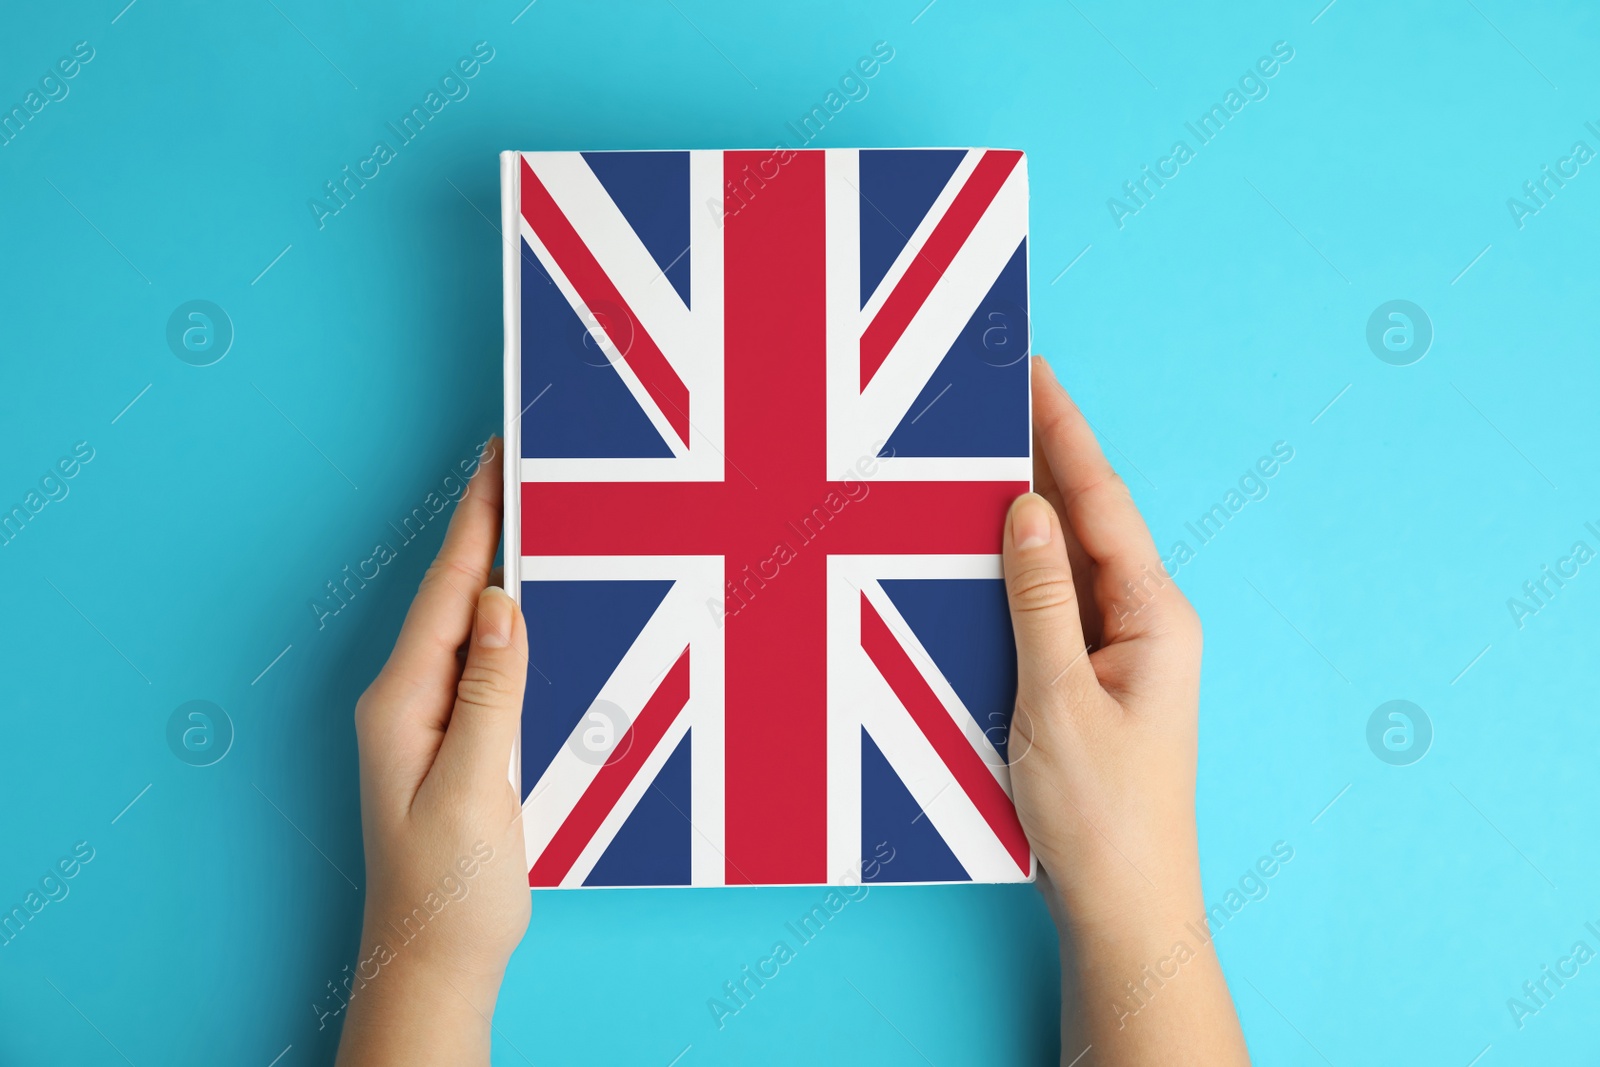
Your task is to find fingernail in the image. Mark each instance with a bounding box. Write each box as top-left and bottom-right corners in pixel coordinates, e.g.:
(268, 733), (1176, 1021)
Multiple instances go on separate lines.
(477, 587), (513, 648)
(1012, 494), (1053, 550)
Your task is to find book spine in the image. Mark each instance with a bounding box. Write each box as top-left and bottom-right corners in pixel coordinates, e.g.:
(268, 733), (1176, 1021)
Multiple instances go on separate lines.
(499, 149), (522, 799)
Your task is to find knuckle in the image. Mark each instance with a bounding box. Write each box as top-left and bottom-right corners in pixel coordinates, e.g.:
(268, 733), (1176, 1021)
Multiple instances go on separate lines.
(1104, 474), (1135, 510)
(1151, 588), (1203, 648)
(455, 664), (516, 710)
(1067, 469), (1130, 511)
(1007, 564), (1078, 615)
(421, 556), (485, 596)
(1175, 597), (1203, 645)
(353, 686), (381, 732)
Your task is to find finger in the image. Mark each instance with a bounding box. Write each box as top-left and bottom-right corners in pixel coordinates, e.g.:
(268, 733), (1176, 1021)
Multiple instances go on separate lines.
(431, 586), (528, 800)
(1003, 492), (1098, 706)
(1032, 410), (1101, 649)
(1031, 358), (1175, 632)
(382, 439), (504, 693)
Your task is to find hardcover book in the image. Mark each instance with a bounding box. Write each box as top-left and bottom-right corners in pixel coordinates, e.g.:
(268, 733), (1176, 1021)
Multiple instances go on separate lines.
(501, 147), (1033, 888)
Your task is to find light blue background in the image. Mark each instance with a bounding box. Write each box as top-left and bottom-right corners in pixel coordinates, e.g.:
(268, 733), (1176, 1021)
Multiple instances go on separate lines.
(2, 0), (1597, 1063)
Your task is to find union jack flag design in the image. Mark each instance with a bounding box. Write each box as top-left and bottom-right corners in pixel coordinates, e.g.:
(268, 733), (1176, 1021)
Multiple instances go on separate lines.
(501, 148), (1033, 887)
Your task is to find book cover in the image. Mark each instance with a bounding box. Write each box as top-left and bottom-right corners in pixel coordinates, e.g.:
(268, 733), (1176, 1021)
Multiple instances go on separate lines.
(502, 148), (1033, 888)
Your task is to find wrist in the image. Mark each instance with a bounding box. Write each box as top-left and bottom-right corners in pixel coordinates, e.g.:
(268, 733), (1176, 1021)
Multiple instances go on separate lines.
(335, 924), (500, 1066)
(354, 889), (513, 1003)
(1042, 833), (1205, 944)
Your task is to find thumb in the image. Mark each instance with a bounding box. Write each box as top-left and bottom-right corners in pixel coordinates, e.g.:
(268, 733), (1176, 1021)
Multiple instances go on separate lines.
(435, 586), (528, 796)
(1003, 493), (1097, 705)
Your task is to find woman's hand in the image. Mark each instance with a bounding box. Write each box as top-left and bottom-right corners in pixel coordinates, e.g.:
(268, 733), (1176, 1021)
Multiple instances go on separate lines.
(337, 439), (530, 1067)
(1003, 359), (1249, 1065)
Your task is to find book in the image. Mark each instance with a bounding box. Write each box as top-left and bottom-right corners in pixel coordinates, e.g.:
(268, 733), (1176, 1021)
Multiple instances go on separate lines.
(502, 147), (1033, 888)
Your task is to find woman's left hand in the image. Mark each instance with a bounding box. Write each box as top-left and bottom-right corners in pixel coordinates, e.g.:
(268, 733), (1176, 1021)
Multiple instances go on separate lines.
(337, 438), (530, 1066)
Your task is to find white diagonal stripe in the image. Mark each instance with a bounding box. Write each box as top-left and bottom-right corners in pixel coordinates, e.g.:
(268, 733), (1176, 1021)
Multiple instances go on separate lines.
(828, 150), (1029, 479)
(520, 555), (725, 886)
(858, 162), (1028, 452)
(827, 554), (1028, 884)
(859, 149), (980, 322)
(519, 151), (725, 481)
